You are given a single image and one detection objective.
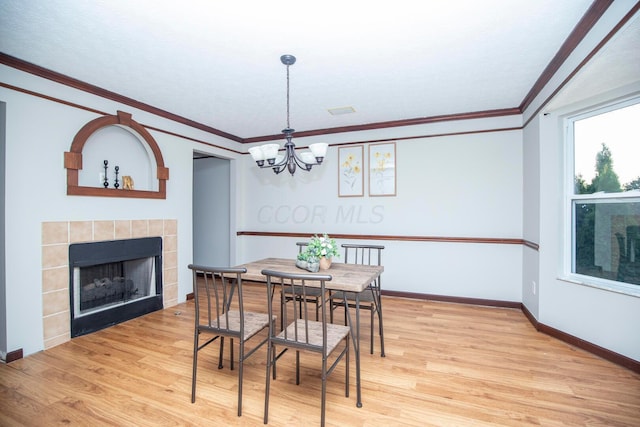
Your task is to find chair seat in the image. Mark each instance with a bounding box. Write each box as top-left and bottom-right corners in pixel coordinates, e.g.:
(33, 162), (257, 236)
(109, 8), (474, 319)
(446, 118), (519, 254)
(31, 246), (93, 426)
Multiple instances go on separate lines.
(331, 289), (375, 303)
(203, 310), (274, 340)
(277, 319), (350, 355)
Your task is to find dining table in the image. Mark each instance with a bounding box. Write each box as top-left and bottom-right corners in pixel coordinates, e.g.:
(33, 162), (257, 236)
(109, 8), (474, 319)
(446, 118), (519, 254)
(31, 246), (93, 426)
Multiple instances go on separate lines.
(234, 257), (384, 408)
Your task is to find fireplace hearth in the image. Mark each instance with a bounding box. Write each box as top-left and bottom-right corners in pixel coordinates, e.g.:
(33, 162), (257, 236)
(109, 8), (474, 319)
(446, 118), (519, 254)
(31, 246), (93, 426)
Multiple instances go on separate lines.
(69, 237), (163, 337)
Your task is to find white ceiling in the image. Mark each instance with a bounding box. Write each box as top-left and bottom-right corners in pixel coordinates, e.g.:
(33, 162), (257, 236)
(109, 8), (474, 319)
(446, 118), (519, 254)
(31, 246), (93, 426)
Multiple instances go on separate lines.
(1, 0), (638, 140)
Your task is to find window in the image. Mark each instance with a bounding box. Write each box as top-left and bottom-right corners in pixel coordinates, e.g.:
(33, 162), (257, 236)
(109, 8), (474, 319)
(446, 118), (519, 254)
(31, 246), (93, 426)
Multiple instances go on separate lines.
(567, 99), (640, 292)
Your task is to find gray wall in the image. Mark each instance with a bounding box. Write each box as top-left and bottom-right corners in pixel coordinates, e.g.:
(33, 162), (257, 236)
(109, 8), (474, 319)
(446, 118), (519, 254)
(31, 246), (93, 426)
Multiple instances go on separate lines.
(0, 102), (6, 360)
(193, 156), (231, 266)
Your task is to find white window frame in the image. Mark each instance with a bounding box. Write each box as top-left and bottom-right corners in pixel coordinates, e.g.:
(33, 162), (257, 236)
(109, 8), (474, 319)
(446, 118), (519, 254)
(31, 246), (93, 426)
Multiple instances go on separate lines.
(563, 96), (640, 297)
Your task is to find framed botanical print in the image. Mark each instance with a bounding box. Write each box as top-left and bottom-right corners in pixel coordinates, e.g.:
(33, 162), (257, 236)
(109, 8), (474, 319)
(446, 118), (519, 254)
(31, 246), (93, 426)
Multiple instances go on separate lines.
(369, 142), (396, 196)
(338, 145), (364, 197)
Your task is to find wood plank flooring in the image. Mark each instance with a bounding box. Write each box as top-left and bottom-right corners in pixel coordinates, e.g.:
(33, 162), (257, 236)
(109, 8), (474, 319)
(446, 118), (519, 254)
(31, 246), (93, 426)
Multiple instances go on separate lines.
(1, 284), (639, 426)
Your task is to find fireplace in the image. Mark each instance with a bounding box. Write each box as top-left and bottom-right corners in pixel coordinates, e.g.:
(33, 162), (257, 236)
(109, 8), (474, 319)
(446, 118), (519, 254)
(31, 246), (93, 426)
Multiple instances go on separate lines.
(69, 237), (163, 337)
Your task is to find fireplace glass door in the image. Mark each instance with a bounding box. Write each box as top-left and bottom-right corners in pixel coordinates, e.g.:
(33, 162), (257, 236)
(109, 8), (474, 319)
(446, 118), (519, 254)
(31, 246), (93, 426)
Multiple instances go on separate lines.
(69, 237), (163, 337)
(75, 257), (156, 315)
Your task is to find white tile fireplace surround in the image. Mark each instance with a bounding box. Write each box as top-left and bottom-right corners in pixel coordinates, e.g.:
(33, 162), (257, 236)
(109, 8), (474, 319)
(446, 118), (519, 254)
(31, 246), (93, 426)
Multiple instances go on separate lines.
(41, 219), (178, 350)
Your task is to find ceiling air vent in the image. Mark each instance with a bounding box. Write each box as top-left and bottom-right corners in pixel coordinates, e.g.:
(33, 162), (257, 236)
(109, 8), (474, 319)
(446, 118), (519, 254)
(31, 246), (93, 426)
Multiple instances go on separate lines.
(328, 106), (356, 115)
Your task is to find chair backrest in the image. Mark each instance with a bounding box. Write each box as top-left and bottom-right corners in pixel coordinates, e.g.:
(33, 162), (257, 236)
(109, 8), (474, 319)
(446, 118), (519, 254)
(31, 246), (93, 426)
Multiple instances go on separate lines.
(296, 242), (308, 254)
(188, 264), (247, 334)
(262, 269), (332, 351)
(342, 244), (384, 266)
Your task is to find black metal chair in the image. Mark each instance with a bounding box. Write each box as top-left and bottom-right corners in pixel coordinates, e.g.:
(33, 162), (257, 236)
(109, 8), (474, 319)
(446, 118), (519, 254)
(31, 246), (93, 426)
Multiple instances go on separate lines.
(188, 264), (274, 416)
(330, 244), (385, 356)
(262, 269), (351, 427)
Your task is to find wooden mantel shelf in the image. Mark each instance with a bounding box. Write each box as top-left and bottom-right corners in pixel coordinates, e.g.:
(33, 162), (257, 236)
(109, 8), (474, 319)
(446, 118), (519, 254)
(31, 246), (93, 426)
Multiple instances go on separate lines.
(66, 186), (167, 199)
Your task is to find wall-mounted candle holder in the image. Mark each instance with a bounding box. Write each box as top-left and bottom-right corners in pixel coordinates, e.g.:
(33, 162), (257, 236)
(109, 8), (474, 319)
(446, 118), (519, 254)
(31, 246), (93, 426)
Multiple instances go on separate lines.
(103, 160), (109, 188)
(114, 166), (120, 189)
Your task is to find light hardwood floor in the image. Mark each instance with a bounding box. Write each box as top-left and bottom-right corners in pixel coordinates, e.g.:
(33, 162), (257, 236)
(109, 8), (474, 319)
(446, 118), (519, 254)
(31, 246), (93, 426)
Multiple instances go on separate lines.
(2, 284), (639, 426)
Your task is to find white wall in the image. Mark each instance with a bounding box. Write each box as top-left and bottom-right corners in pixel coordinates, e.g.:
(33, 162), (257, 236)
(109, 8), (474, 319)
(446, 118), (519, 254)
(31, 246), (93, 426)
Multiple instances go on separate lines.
(519, 2), (640, 362)
(0, 65), (239, 356)
(534, 97), (640, 362)
(237, 120), (524, 303)
(522, 115), (541, 318)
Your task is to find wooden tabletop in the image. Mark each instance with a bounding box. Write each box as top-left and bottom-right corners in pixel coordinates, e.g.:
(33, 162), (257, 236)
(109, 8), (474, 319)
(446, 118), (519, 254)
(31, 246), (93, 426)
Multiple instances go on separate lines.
(236, 257), (383, 293)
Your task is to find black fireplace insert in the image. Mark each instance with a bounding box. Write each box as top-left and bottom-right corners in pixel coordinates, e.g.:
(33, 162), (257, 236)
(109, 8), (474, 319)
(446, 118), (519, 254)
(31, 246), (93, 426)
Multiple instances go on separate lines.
(69, 237), (163, 337)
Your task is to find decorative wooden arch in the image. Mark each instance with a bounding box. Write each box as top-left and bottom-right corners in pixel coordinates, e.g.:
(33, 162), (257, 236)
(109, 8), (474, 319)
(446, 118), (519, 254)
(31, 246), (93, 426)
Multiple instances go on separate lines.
(64, 111), (169, 199)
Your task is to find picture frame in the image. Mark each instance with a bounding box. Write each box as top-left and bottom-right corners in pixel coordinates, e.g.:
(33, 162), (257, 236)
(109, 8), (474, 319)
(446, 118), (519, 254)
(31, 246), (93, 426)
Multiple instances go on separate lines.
(369, 142), (396, 196)
(338, 145), (364, 197)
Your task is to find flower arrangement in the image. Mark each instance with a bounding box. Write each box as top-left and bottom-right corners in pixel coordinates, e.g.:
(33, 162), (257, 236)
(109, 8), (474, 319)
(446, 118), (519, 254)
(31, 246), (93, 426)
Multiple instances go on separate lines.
(295, 234), (339, 272)
(306, 234), (340, 260)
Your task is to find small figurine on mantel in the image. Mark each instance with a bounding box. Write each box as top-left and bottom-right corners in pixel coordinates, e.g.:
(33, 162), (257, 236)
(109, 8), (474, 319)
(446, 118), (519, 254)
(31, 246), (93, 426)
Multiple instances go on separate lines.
(123, 175), (134, 190)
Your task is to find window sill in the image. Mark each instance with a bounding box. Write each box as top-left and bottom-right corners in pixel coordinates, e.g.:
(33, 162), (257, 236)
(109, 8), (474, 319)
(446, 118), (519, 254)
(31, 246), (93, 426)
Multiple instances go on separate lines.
(559, 275), (640, 298)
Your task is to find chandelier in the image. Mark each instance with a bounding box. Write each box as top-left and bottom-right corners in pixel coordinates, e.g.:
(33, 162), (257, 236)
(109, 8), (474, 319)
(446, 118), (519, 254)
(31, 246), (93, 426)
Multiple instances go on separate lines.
(248, 54), (328, 176)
